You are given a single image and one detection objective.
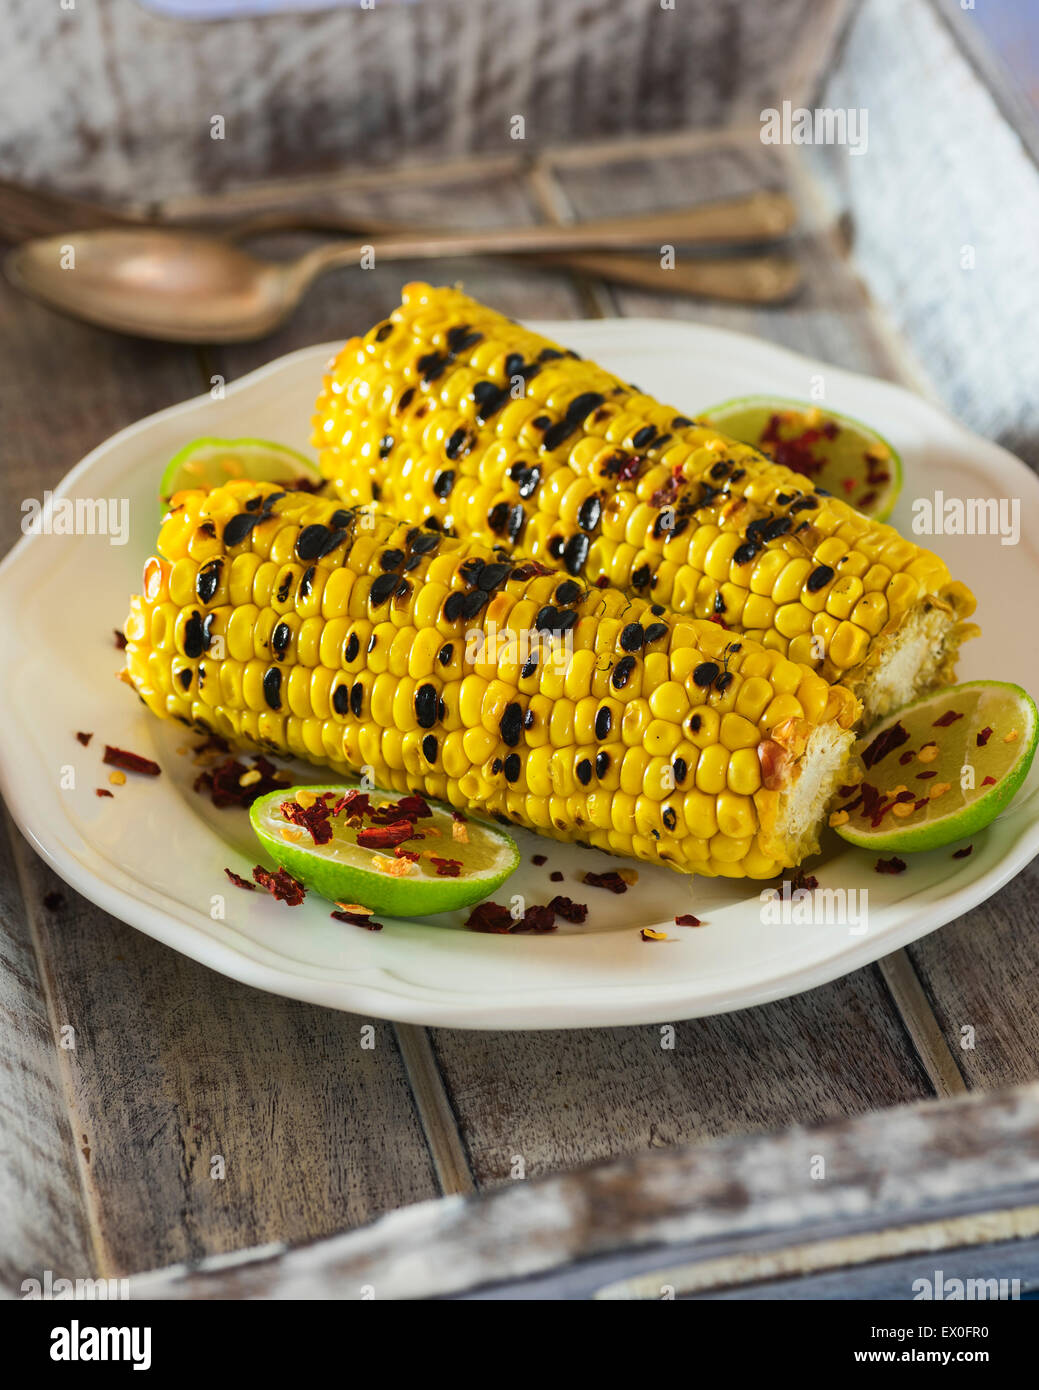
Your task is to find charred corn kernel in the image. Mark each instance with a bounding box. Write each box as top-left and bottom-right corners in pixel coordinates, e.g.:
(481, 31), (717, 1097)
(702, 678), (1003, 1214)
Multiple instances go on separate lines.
(315, 285), (977, 719)
(687, 706), (720, 748)
(127, 482), (860, 878)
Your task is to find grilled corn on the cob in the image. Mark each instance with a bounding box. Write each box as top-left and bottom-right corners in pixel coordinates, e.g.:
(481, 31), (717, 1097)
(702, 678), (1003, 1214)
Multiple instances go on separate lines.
(313, 283), (976, 722)
(124, 482), (860, 879)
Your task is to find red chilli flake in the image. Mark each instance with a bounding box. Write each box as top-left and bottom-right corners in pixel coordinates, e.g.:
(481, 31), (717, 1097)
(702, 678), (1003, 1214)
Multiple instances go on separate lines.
(224, 867), (255, 891)
(429, 856), (462, 878)
(861, 721), (909, 770)
(331, 789), (370, 819)
(790, 868), (819, 892)
(916, 770), (937, 780)
(113, 629), (128, 650)
(394, 847), (420, 862)
(280, 797), (333, 846)
(976, 727), (993, 747)
(331, 909), (383, 931)
(252, 865), (306, 906)
(392, 795), (433, 820)
(875, 857), (908, 875)
(675, 913), (702, 927)
(195, 755), (282, 809)
(898, 751), (915, 766)
(582, 869), (628, 894)
(531, 854), (547, 866)
(509, 560), (552, 581)
(76, 731), (93, 747)
(465, 901), (514, 934)
(549, 870), (564, 883)
(982, 775), (997, 787)
(548, 895), (588, 923)
(615, 455), (643, 483)
(933, 710), (963, 728)
(357, 821), (415, 850)
(512, 904), (557, 934)
(593, 575), (611, 589)
(95, 788), (114, 798)
(953, 845), (974, 859)
(103, 744), (161, 777)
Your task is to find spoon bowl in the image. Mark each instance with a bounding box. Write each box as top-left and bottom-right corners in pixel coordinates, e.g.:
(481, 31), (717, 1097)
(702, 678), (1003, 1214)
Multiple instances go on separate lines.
(5, 229), (300, 341)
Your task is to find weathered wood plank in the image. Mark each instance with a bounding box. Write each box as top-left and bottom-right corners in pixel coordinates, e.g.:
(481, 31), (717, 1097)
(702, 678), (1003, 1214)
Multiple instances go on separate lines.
(907, 860), (1039, 1091)
(126, 1081), (1039, 1300)
(431, 966), (932, 1189)
(0, 281), (204, 557)
(0, 809), (93, 1294)
(10, 844), (439, 1276)
(0, 0), (843, 203)
(547, 138), (903, 381)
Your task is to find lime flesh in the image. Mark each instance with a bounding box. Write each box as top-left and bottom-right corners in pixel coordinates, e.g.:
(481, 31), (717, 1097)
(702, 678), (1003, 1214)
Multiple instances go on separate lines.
(160, 437), (321, 506)
(699, 395), (902, 521)
(249, 784), (519, 917)
(832, 682), (1038, 853)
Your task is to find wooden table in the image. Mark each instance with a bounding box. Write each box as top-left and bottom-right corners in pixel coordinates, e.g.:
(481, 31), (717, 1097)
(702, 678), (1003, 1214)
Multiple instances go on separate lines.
(2, 118), (1038, 1298)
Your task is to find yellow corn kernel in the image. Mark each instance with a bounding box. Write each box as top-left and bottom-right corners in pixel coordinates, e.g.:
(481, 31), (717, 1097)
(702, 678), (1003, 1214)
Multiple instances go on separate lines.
(694, 743), (729, 795)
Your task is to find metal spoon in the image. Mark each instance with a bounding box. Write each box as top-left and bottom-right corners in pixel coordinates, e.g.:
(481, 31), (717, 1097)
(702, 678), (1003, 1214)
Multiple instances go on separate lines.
(4, 193), (797, 342)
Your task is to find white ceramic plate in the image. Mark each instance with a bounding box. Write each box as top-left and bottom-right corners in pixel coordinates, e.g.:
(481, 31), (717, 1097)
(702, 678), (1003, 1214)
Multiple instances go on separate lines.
(1, 320), (1037, 1029)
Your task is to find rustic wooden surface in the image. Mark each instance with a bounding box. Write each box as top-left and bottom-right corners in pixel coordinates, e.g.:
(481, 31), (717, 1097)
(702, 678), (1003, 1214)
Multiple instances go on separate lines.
(127, 1081), (1039, 1300)
(1, 0), (1038, 1288)
(0, 0), (846, 204)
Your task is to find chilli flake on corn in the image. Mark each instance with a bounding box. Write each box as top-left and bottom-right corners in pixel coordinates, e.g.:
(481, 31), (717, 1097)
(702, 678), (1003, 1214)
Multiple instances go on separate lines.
(313, 283), (977, 722)
(123, 481), (860, 879)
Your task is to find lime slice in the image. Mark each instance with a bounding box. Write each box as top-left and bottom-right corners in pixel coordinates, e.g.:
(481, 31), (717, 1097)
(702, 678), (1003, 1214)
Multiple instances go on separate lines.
(249, 784), (519, 917)
(699, 395), (902, 520)
(831, 682), (1038, 853)
(160, 437), (321, 506)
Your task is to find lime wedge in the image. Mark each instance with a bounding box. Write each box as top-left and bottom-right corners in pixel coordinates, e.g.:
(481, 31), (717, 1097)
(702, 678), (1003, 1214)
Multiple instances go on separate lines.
(831, 682), (1038, 853)
(160, 437), (321, 506)
(699, 395), (902, 521)
(249, 784), (519, 917)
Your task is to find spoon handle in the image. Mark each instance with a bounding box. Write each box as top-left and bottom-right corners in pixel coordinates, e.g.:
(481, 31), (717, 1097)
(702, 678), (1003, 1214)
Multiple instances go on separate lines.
(532, 250), (803, 303)
(288, 190), (795, 284)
